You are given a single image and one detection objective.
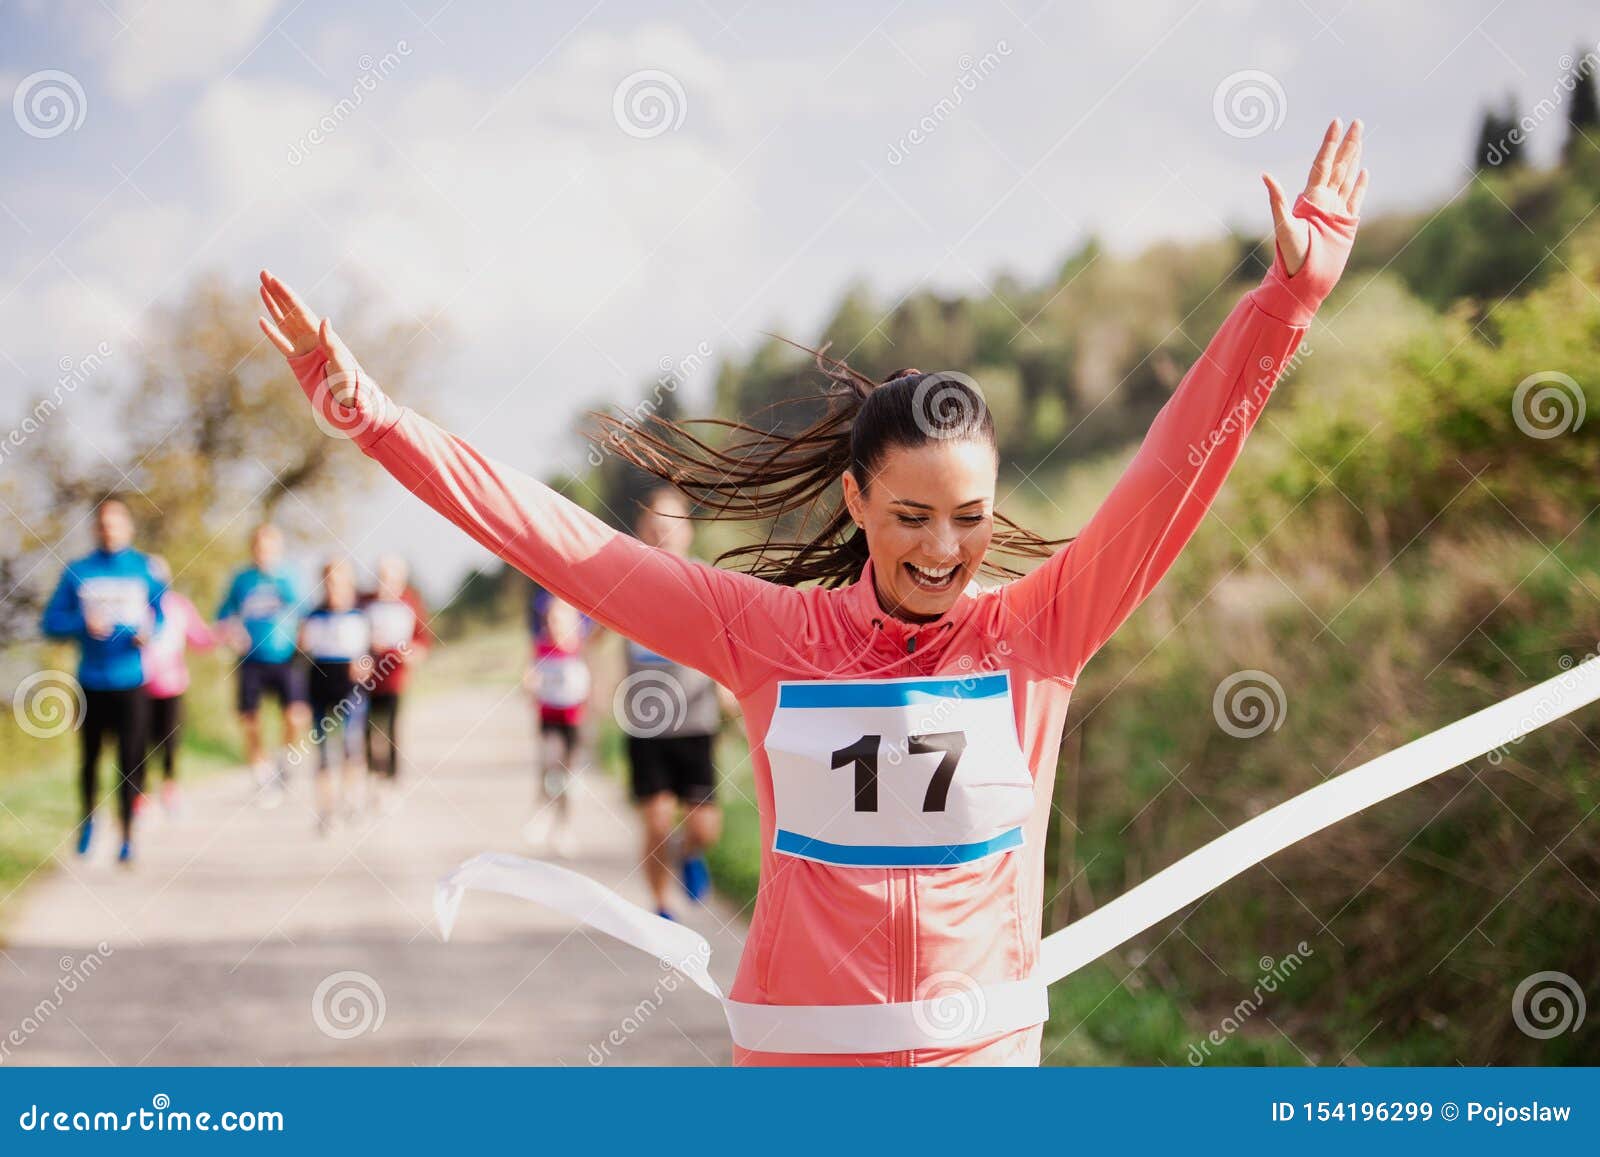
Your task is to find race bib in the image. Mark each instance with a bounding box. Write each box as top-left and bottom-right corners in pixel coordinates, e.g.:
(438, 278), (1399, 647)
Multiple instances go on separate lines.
(763, 671), (1034, 868)
(79, 577), (149, 629)
(367, 600), (417, 652)
(537, 654), (591, 708)
(238, 586), (286, 622)
(303, 613), (370, 660)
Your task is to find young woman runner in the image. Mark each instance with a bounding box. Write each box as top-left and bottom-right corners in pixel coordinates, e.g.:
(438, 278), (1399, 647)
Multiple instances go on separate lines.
(141, 555), (218, 815)
(299, 558), (374, 832)
(361, 554), (431, 809)
(259, 120), (1367, 1065)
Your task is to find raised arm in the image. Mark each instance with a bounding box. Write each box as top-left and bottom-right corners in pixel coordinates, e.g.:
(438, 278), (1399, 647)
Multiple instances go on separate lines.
(256, 273), (800, 696)
(1002, 119), (1366, 682)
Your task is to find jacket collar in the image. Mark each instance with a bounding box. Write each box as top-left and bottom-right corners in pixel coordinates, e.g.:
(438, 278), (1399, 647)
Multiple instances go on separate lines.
(840, 557), (983, 653)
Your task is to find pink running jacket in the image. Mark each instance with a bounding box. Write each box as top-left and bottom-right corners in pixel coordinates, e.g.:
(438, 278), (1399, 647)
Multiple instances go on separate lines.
(288, 193), (1357, 1066)
(141, 590), (216, 700)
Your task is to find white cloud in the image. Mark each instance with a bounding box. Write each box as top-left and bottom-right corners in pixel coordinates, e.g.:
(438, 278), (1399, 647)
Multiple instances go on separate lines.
(95, 0), (283, 99)
(10, 0), (1592, 588)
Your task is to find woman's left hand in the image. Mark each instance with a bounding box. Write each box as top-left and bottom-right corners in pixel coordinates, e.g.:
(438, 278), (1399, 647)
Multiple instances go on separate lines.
(1262, 118), (1367, 277)
(258, 270), (365, 403)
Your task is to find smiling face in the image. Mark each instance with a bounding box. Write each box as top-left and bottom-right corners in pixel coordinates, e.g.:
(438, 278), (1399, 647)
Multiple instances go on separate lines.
(841, 438), (998, 622)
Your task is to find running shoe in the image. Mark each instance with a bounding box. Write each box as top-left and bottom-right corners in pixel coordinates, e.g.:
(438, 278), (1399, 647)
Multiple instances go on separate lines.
(75, 818), (93, 857)
(117, 839), (133, 865)
(521, 809), (554, 851)
(133, 792), (151, 819)
(681, 854), (711, 903)
(657, 908), (675, 922)
(252, 761), (283, 809)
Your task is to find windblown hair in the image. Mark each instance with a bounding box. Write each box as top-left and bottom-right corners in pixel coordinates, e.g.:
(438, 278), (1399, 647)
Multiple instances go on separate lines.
(590, 342), (1068, 588)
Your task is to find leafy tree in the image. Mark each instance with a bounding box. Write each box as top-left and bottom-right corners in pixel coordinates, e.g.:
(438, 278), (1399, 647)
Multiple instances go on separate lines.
(0, 272), (435, 644)
(1564, 47), (1600, 164)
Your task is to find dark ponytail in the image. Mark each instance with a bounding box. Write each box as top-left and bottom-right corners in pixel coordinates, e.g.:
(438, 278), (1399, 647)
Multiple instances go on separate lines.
(590, 342), (1067, 587)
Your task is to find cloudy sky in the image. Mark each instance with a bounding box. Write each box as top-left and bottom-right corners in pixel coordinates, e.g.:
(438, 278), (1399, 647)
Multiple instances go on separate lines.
(1, 0), (1595, 599)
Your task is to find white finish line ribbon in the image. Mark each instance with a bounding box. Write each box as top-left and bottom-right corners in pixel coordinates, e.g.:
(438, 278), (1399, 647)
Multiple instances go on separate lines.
(436, 657), (1600, 1055)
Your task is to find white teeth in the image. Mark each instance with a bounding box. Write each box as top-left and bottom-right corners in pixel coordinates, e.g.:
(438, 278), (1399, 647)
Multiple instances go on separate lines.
(908, 564), (957, 584)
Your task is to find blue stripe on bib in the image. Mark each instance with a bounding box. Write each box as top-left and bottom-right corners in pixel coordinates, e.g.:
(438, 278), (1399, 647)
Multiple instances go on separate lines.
(773, 825), (1024, 867)
(777, 672), (1009, 709)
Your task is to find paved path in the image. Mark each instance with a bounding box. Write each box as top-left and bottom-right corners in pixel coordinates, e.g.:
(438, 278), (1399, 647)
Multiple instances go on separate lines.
(0, 684), (747, 1066)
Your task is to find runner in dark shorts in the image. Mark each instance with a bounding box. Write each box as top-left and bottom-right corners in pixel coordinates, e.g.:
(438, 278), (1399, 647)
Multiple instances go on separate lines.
(140, 554), (217, 815)
(236, 658), (308, 715)
(620, 486), (727, 919)
(39, 498), (165, 864)
(360, 555), (431, 812)
(626, 733), (716, 804)
(217, 523), (309, 806)
(299, 558), (372, 834)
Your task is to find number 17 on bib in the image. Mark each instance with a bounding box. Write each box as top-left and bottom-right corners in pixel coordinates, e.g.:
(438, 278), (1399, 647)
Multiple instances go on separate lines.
(763, 672), (1035, 869)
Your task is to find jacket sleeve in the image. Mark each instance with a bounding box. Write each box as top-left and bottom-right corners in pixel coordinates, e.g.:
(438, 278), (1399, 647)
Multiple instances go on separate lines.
(40, 567), (85, 640)
(215, 577), (239, 622)
(1001, 193), (1359, 682)
(408, 591), (433, 650)
(145, 563), (167, 634)
(181, 594), (217, 650)
(286, 349), (804, 696)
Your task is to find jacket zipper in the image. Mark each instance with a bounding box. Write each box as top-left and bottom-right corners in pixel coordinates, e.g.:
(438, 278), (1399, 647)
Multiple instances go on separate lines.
(891, 628), (922, 1066)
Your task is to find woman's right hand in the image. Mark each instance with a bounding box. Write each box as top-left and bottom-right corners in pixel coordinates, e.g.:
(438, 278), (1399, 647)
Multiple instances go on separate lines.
(257, 270), (365, 402)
